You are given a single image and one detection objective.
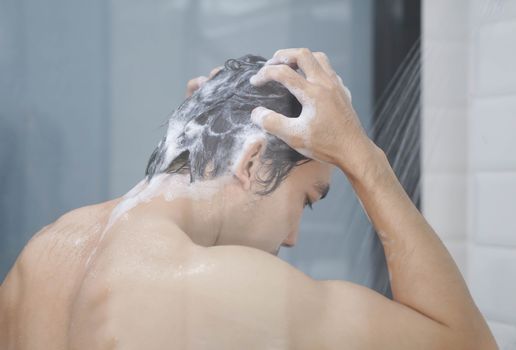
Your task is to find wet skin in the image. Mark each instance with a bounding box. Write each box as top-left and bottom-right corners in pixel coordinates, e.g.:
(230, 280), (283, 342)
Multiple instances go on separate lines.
(0, 48), (497, 350)
(0, 161), (334, 349)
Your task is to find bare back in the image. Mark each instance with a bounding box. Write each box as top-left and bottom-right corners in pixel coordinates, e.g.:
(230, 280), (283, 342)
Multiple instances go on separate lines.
(0, 201), (323, 349)
(1, 200), (458, 350)
(0, 200), (121, 349)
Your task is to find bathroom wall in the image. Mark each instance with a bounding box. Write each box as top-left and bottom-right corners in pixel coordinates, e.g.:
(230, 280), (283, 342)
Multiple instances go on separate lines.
(422, 0), (516, 348)
(0, 0), (110, 279)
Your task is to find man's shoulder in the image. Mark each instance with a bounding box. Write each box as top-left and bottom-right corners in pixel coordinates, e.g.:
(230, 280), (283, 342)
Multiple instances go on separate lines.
(108, 240), (321, 299)
(97, 243), (330, 349)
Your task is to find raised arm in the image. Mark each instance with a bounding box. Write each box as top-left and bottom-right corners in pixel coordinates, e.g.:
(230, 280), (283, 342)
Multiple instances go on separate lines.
(249, 48), (498, 349)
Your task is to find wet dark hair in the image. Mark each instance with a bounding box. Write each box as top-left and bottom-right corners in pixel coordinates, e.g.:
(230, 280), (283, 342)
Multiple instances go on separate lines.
(145, 54), (311, 196)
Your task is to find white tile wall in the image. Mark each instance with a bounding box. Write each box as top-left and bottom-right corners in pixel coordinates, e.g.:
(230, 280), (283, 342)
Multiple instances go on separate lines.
(423, 40), (469, 108)
(469, 95), (516, 171)
(421, 107), (466, 168)
(468, 245), (516, 324)
(421, 107), (468, 172)
(487, 320), (516, 350)
(422, 172), (467, 239)
(471, 0), (516, 26)
(473, 172), (516, 246)
(472, 20), (516, 96)
(424, 0), (516, 346)
(423, 0), (469, 41)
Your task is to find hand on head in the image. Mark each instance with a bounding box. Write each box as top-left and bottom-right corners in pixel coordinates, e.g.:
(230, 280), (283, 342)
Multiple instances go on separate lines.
(185, 66), (223, 98)
(248, 48), (371, 170)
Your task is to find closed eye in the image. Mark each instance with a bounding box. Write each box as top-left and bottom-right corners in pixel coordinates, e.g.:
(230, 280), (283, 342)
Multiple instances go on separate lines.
(304, 195), (313, 210)
(304, 182), (330, 210)
(315, 182), (330, 201)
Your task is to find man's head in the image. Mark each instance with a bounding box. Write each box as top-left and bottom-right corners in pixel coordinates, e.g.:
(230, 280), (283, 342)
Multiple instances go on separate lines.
(145, 54), (333, 254)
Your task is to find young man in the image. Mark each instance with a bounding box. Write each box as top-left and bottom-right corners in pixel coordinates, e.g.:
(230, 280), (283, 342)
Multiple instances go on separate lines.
(0, 49), (497, 349)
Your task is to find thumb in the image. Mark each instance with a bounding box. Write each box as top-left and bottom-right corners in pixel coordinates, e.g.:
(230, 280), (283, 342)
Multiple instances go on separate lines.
(251, 106), (292, 140)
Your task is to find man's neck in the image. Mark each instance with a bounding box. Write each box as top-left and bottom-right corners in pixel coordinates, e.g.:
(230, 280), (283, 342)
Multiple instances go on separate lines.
(109, 174), (233, 247)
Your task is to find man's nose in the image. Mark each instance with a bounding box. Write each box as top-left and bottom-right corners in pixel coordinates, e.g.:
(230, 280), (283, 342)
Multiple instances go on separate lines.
(281, 231), (298, 247)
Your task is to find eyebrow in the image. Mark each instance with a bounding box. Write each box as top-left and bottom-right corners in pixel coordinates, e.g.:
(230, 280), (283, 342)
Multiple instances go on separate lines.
(314, 182), (330, 200)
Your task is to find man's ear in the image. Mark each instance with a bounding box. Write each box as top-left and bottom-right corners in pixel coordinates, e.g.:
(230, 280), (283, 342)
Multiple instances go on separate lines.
(233, 137), (267, 191)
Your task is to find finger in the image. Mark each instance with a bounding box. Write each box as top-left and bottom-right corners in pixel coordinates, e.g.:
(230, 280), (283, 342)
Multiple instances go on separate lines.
(313, 52), (336, 76)
(185, 79), (197, 97)
(312, 52), (349, 99)
(185, 76), (208, 97)
(266, 48), (325, 81)
(197, 76), (209, 87)
(249, 65), (310, 103)
(208, 66), (223, 79)
(337, 75), (352, 102)
(251, 107), (297, 144)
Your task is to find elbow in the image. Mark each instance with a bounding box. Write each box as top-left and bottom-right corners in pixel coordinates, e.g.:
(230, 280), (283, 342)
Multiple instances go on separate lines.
(451, 328), (499, 350)
(444, 309), (499, 350)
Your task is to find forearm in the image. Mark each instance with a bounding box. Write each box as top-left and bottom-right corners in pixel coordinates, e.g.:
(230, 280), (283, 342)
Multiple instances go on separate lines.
(339, 138), (494, 339)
